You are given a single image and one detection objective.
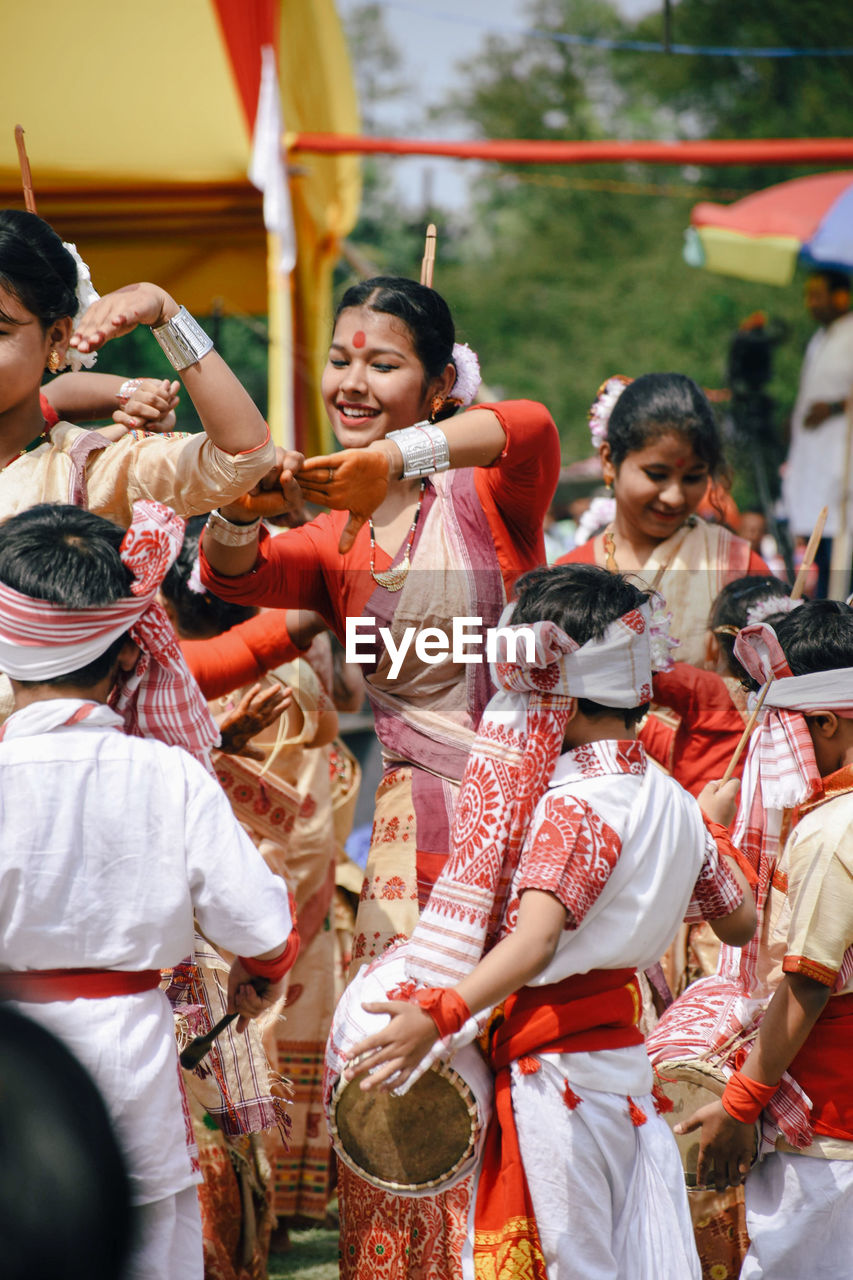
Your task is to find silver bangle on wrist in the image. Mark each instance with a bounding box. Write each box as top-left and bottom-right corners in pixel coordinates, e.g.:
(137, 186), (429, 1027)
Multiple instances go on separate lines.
(386, 421), (451, 478)
(151, 306), (214, 371)
(205, 508), (261, 547)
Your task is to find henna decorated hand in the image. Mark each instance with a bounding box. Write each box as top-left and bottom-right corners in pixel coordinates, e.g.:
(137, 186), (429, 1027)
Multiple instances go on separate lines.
(113, 377), (181, 431)
(217, 682), (291, 759)
(70, 284), (178, 354)
(298, 447), (392, 554)
(219, 449), (305, 522)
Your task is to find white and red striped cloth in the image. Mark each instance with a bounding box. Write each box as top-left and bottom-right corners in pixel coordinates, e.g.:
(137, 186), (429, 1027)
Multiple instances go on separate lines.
(0, 500), (219, 769)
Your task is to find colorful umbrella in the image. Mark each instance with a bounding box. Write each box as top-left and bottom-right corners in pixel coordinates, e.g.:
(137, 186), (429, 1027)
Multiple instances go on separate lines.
(684, 170), (853, 285)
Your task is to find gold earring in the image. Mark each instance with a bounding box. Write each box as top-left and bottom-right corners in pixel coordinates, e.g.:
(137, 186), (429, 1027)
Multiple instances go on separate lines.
(430, 395), (445, 422)
(47, 349), (62, 373)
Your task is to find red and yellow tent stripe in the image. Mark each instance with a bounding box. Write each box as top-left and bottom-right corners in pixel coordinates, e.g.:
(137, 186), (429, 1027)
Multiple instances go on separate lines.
(1, 0), (361, 453)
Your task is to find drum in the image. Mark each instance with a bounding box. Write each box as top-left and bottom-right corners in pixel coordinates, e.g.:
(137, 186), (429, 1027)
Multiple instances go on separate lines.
(326, 944), (493, 1197)
(655, 1059), (760, 1188)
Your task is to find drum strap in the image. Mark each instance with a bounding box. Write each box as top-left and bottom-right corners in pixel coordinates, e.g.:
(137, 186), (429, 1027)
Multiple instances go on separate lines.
(0, 968), (161, 1002)
(474, 969), (643, 1279)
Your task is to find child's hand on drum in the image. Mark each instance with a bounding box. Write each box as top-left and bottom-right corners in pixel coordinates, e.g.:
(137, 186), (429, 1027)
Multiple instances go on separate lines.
(674, 1097), (754, 1192)
(343, 1000), (439, 1092)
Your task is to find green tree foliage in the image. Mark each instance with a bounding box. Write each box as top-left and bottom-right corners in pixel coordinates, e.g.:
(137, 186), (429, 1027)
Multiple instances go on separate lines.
(341, 0), (848, 506)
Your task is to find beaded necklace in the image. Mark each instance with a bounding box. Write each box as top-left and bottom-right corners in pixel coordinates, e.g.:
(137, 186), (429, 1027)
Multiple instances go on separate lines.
(368, 479), (426, 592)
(1, 424), (50, 472)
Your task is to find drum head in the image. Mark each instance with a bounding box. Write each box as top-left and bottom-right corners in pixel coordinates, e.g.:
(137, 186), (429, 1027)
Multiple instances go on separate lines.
(656, 1060), (758, 1189)
(331, 1062), (476, 1195)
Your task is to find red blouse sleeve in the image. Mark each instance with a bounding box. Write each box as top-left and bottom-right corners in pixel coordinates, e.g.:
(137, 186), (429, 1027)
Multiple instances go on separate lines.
(555, 541), (596, 566)
(198, 519), (344, 630)
(473, 400), (561, 566)
(181, 609), (305, 700)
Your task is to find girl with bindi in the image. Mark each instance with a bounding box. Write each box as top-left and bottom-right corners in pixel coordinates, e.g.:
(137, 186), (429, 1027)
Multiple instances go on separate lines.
(201, 275), (560, 1280)
(559, 372), (770, 666)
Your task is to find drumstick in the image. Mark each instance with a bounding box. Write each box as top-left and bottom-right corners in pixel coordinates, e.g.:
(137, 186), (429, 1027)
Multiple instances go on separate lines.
(179, 1012), (238, 1070)
(420, 224), (437, 288)
(718, 505), (828, 787)
(179, 972), (271, 1070)
(14, 126), (37, 214)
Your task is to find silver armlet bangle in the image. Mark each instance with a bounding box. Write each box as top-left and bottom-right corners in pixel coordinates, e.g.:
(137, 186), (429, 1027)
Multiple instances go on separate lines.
(116, 377), (142, 405)
(151, 306), (214, 371)
(205, 508), (261, 547)
(386, 421), (451, 478)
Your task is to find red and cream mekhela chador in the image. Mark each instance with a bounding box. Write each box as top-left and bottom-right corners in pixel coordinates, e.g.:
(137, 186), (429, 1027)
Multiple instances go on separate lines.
(387, 607), (745, 1279)
(0, 502), (294, 1280)
(557, 517), (768, 667)
(202, 400), (560, 1280)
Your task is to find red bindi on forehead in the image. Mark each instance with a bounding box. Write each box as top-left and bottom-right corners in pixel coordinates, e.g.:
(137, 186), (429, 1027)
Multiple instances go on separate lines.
(352, 330), (366, 348)
(675, 457), (686, 467)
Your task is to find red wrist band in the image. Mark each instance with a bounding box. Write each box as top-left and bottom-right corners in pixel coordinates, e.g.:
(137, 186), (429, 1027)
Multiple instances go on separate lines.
(703, 816), (758, 890)
(411, 987), (471, 1038)
(721, 1069), (777, 1124)
(238, 928), (300, 983)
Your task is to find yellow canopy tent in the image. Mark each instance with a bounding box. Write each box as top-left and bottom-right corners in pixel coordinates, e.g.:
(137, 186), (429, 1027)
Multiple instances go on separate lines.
(0, 0), (361, 452)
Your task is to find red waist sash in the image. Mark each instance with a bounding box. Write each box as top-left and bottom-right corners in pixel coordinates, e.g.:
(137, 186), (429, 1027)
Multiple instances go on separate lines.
(0, 968), (161, 1003)
(491, 967), (644, 1070)
(475, 968), (643, 1280)
(790, 991), (853, 1142)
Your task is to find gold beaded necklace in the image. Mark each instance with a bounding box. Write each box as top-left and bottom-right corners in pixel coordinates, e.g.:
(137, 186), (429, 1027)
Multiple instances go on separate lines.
(368, 479), (426, 592)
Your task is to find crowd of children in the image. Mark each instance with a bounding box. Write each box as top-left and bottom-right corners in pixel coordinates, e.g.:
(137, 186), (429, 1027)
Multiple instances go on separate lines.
(1, 207), (851, 1280)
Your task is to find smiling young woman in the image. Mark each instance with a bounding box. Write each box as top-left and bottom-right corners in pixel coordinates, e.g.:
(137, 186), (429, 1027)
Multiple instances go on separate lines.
(558, 373), (769, 666)
(201, 274), (560, 1280)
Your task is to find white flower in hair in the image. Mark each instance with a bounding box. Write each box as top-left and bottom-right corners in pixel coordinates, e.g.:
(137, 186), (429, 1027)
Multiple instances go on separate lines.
(647, 597), (679, 674)
(574, 494), (615, 546)
(745, 595), (802, 627)
(588, 375), (631, 449)
(448, 342), (481, 406)
(186, 557), (207, 596)
(63, 241), (100, 372)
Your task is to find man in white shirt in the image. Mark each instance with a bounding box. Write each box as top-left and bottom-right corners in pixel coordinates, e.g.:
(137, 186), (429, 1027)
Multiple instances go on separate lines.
(0, 501), (296, 1280)
(782, 270), (853, 596)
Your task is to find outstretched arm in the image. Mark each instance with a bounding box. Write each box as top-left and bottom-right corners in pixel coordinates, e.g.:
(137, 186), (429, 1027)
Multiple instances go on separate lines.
(298, 409), (508, 553)
(70, 284), (269, 456)
(42, 372), (180, 431)
(345, 889), (567, 1092)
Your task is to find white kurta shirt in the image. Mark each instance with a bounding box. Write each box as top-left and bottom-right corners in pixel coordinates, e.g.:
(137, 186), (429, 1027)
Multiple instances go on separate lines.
(783, 311), (853, 537)
(504, 740), (741, 1094)
(0, 699), (293, 1205)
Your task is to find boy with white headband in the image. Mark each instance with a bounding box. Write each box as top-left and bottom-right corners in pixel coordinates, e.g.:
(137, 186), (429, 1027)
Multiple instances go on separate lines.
(338, 563), (755, 1280)
(677, 600), (853, 1279)
(0, 501), (297, 1280)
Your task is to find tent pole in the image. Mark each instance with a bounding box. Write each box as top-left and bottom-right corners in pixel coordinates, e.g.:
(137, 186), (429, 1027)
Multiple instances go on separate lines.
(266, 231), (294, 451)
(829, 398), (853, 600)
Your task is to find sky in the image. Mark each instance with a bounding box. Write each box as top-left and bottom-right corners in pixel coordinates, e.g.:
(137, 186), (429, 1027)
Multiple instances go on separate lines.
(335, 0), (658, 209)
